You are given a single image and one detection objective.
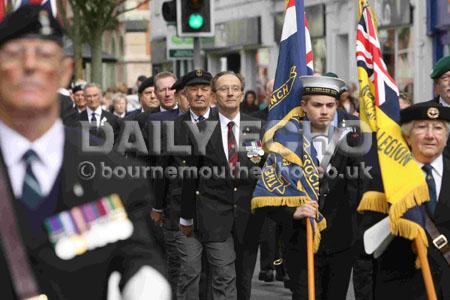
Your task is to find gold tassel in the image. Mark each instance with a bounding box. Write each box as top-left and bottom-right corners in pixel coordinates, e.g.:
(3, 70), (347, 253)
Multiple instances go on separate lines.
(357, 191), (388, 213)
(251, 196), (311, 213)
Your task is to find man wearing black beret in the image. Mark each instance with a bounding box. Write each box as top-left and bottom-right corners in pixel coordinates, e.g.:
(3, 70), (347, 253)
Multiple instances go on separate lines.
(0, 5), (169, 299)
(126, 76), (160, 121)
(367, 102), (450, 299)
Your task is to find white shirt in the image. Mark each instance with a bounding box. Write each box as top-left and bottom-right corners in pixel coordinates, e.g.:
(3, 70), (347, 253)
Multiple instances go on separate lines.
(0, 120), (64, 198)
(312, 134), (328, 164)
(219, 112), (240, 161)
(190, 108), (211, 123)
(86, 106), (103, 128)
(415, 155), (443, 201)
(439, 97), (450, 108)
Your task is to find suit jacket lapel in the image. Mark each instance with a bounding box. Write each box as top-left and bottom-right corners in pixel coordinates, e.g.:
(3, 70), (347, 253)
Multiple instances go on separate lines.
(435, 156), (450, 223)
(209, 114), (228, 166)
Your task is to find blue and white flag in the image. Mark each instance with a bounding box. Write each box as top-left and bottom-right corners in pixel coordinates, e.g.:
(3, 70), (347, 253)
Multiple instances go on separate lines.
(251, 0), (326, 252)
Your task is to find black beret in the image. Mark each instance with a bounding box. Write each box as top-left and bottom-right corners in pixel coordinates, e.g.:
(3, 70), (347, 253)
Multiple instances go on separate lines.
(400, 102), (450, 124)
(171, 76), (185, 92)
(137, 75), (147, 82)
(0, 5), (64, 47)
(183, 69), (212, 86)
(72, 85), (84, 93)
(138, 76), (154, 94)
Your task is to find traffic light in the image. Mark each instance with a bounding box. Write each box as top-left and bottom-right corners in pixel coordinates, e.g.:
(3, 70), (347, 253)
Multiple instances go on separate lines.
(162, 0), (177, 23)
(177, 0), (214, 37)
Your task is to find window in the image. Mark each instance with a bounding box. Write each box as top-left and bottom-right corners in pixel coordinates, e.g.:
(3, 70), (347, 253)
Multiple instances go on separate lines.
(379, 26), (414, 98)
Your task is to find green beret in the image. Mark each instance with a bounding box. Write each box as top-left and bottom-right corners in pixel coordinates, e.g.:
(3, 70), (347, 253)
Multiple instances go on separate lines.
(430, 56), (450, 80)
(400, 101), (450, 124)
(171, 76), (185, 92)
(300, 75), (346, 99)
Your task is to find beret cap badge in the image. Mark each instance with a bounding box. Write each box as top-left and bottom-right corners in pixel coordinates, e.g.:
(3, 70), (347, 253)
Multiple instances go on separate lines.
(427, 107), (439, 119)
(196, 69), (203, 77)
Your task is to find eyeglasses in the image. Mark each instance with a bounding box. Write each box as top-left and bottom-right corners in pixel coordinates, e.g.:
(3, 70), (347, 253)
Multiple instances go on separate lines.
(0, 43), (63, 68)
(216, 85), (242, 93)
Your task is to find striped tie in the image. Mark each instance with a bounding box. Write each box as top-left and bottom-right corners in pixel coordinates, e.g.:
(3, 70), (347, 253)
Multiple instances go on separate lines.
(21, 150), (43, 209)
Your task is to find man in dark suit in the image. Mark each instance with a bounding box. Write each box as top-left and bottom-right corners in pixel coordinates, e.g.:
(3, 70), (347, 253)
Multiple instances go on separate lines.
(0, 5), (169, 299)
(365, 102), (450, 300)
(126, 76), (160, 121)
(179, 71), (265, 300)
(151, 69), (217, 299)
(79, 83), (122, 143)
(259, 76), (366, 300)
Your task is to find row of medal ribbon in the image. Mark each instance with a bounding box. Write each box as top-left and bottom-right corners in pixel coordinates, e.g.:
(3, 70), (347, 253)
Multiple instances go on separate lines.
(44, 194), (134, 260)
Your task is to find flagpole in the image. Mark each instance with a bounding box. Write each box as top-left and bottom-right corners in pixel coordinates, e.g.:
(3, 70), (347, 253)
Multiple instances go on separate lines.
(414, 237), (437, 300)
(306, 220), (315, 300)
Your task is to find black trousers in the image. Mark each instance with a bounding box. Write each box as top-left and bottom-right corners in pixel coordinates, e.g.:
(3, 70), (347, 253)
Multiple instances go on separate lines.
(286, 246), (356, 300)
(259, 217), (277, 271)
(235, 212), (266, 300)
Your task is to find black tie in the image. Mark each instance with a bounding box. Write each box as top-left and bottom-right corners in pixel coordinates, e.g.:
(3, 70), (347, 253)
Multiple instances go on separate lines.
(21, 150), (43, 209)
(91, 112), (97, 126)
(422, 164), (437, 217)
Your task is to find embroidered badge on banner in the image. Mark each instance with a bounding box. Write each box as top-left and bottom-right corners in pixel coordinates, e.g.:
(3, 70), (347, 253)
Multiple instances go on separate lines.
(44, 194), (134, 260)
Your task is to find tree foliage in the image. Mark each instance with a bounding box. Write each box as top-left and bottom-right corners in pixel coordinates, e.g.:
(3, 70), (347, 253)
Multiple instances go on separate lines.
(59, 0), (149, 86)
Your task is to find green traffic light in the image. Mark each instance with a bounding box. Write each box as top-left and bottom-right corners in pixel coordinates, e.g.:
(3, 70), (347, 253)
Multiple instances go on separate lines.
(188, 13), (204, 30)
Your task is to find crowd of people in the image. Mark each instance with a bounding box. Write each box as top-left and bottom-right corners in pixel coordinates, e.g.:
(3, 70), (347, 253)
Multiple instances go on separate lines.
(1, 4), (449, 300)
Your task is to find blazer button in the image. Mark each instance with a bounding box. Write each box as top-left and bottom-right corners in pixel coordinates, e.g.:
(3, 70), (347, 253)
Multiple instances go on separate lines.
(196, 191), (200, 195)
(233, 187), (238, 192)
(182, 160), (186, 164)
(233, 204), (237, 208)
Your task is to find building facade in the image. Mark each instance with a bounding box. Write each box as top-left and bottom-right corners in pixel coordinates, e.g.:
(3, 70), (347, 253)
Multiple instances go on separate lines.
(151, 0), (440, 102)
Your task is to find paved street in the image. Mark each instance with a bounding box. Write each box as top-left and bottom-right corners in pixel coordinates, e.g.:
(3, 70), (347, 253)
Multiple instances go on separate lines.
(250, 250), (356, 300)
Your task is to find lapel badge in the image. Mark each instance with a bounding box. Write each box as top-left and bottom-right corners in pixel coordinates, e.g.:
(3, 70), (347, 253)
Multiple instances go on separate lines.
(44, 194), (133, 260)
(100, 117), (108, 126)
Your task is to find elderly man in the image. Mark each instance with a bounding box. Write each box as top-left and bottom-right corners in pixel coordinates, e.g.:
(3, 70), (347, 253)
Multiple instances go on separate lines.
(79, 83), (122, 143)
(0, 5), (169, 299)
(370, 102), (450, 299)
(180, 71), (265, 300)
(126, 76), (160, 121)
(152, 70), (216, 299)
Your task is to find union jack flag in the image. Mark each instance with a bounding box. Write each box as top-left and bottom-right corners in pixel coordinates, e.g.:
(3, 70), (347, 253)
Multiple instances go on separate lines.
(356, 1), (429, 251)
(13, 0), (57, 16)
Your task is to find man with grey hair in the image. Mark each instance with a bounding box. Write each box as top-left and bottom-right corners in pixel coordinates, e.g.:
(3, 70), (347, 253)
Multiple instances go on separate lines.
(371, 102), (450, 299)
(79, 83), (122, 143)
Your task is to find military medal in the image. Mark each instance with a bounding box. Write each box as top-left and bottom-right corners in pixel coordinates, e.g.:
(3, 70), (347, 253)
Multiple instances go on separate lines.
(45, 194), (134, 260)
(245, 140), (264, 164)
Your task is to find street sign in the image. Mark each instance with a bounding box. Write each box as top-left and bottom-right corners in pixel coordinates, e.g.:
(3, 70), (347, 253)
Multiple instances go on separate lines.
(166, 26), (194, 60)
